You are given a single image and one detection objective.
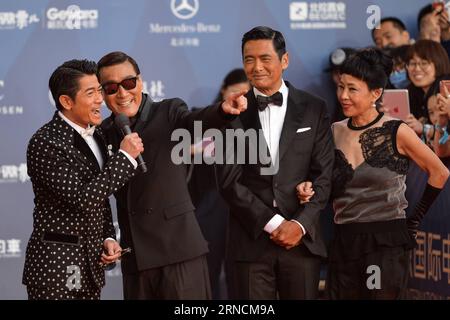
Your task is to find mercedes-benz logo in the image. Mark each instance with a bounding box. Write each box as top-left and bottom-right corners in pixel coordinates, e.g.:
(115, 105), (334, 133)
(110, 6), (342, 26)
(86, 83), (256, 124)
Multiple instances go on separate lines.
(171, 0), (199, 20)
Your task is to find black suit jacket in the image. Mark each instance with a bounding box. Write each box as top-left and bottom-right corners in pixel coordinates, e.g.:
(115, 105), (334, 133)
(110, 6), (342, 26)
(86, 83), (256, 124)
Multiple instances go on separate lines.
(218, 82), (334, 261)
(102, 94), (233, 274)
(23, 112), (136, 292)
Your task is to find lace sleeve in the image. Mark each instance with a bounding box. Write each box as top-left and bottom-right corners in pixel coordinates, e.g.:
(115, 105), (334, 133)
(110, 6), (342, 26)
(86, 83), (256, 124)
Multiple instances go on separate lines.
(359, 120), (409, 175)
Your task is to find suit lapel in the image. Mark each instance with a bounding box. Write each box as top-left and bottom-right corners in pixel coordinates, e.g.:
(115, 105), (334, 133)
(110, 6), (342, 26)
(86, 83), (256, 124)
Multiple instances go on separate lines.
(239, 91), (271, 164)
(133, 94), (154, 135)
(50, 112), (101, 172)
(278, 83), (305, 161)
(94, 129), (108, 162)
(73, 132), (101, 172)
(240, 91), (262, 132)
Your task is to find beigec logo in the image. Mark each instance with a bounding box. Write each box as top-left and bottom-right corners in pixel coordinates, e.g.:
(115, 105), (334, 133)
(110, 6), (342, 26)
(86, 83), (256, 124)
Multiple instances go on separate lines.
(46, 5), (98, 30)
(290, 2), (308, 21)
(171, 0), (199, 20)
(289, 1), (346, 30)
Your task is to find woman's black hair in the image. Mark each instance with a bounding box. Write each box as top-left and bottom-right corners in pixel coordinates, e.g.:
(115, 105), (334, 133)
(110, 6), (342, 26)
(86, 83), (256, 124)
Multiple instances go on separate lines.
(340, 47), (393, 91)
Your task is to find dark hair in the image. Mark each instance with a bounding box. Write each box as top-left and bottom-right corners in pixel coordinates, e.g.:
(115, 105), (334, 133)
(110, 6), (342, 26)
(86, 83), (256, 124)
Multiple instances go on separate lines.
(417, 4), (433, 30)
(406, 40), (450, 78)
(97, 51), (140, 81)
(242, 26), (286, 60)
(214, 68), (248, 103)
(49, 59), (97, 111)
(371, 17), (407, 40)
(384, 44), (410, 68)
(340, 47), (393, 91)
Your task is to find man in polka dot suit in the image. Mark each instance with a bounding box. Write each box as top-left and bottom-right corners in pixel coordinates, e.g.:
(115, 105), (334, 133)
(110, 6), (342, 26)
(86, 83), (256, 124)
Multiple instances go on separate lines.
(98, 51), (247, 299)
(23, 59), (144, 300)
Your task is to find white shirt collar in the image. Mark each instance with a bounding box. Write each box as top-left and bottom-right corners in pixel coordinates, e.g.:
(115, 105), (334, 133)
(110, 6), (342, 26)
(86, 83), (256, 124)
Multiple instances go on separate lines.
(58, 111), (95, 135)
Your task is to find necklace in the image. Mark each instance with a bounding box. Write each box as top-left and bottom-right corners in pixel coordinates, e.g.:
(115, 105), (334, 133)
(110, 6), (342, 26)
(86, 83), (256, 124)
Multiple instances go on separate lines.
(347, 112), (384, 131)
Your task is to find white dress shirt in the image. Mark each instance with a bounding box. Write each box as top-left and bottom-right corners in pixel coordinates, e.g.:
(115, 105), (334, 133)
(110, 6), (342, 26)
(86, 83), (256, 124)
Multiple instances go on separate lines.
(256, 81), (288, 166)
(58, 112), (137, 169)
(253, 82), (306, 236)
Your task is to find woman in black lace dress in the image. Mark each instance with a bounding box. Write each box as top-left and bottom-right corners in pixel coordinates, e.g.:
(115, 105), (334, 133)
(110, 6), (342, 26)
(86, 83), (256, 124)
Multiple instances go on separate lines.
(297, 48), (449, 299)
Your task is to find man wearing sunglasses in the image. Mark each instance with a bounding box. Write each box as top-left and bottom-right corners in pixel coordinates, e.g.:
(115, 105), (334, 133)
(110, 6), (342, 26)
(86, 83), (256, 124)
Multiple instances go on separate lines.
(98, 51), (247, 300)
(23, 59), (144, 299)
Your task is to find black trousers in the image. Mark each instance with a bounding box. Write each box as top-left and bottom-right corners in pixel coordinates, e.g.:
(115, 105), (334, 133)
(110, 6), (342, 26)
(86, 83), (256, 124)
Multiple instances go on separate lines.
(327, 246), (410, 300)
(27, 286), (100, 300)
(326, 220), (412, 300)
(229, 244), (322, 300)
(122, 255), (211, 300)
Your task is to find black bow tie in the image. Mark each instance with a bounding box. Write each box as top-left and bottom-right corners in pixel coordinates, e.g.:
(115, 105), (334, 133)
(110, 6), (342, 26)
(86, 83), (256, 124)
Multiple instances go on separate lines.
(256, 92), (283, 111)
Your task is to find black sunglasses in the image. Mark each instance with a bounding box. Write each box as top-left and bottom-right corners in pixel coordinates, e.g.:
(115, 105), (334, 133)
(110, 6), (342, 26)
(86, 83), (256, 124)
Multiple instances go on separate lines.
(102, 76), (138, 95)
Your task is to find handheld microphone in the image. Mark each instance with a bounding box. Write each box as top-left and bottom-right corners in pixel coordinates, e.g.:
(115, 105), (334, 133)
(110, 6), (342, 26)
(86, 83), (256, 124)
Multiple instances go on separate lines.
(114, 113), (147, 173)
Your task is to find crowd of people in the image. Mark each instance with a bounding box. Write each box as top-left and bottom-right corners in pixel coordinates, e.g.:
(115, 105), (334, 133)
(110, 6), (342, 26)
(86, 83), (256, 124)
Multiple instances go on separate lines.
(329, 3), (450, 157)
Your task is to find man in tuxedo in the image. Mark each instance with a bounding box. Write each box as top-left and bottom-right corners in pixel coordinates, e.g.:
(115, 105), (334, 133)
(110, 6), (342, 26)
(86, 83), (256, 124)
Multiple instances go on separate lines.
(23, 59), (143, 300)
(218, 26), (335, 299)
(97, 51), (247, 299)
